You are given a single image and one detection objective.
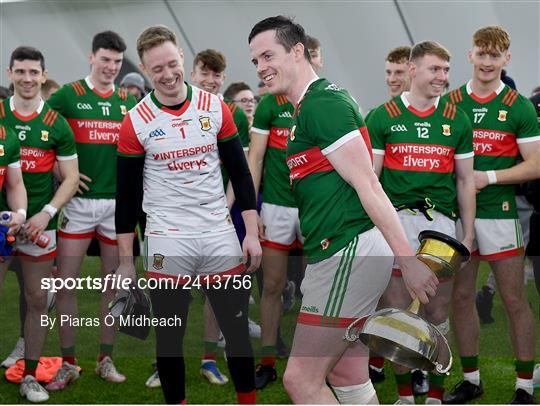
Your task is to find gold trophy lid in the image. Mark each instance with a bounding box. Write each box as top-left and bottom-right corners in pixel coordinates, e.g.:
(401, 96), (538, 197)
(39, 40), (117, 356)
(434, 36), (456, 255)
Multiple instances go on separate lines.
(418, 230), (470, 262)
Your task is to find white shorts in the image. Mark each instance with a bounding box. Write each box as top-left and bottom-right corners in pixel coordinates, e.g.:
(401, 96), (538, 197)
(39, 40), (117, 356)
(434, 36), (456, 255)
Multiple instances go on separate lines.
(144, 230), (245, 283)
(393, 210), (456, 277)
(16, 230), (56, 259)
(260, 203), (304, 250)
(456, 218), (524, 261)
(298, 227), (393, 328)
(58, 197), (116, 244)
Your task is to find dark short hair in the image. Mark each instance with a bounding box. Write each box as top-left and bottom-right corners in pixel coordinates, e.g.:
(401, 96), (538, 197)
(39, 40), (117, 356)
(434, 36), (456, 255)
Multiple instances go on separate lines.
(223, 82), (252, 101)
(306, 35), (321, 51)
(92, 30), (127, 54)
(386, 46), (411, 64)
(193, 49), (226, 73)
(10, 46), (45, 71)
(248, 16), (310, 61)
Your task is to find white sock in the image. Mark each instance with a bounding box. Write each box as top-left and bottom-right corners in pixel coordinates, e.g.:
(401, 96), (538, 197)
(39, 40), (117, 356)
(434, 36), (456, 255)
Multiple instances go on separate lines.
(425, 397), (442, 404)
(463, 370), (480, 386)
(399, 395), (415, 404)
(516, 377), (534, 395)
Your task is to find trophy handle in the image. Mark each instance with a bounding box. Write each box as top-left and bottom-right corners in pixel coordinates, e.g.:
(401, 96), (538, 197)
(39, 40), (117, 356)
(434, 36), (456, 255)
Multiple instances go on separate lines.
(433, 325), (453, 375)
(407, 297), (421, 314)
(343, 317), (364, 342)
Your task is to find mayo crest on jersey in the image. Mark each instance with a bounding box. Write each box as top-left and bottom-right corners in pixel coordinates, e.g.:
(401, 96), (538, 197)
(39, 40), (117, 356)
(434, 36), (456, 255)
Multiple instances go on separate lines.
(118, 84), (238, 237)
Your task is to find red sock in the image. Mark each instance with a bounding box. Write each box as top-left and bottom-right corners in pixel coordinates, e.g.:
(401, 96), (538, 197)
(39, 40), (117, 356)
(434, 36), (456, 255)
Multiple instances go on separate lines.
(202, 353), (216, 362)
(369, 357), (384, 369)
(427, 388), (444, 400)
(237, 390), (256, 404)
(63, 356), (76, 365)
(23, 369), (36, 378)
(260, 356), (275, 367)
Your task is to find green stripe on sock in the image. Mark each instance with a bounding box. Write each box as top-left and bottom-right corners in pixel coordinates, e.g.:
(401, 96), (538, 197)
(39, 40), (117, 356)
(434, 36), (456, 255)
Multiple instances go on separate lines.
(61, 346), (76, 357)
(461, 355), (478, 369)
(100, 343), (114, 357)
(395, 371), (412, 385)
(261, 346), (276, 357)
(204, 341), (218, 355)
(429, 371), (445, 388)
(24, 359), (39, 372)
(515, 359), (534, 373)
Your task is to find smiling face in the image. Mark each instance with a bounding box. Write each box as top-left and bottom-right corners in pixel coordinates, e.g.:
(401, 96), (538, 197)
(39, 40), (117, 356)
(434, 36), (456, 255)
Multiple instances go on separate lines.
(8, 59), (47, 101)
(468, 45), (510, 86)
(89, 48), (123, 88)
(190, 62), (225, 95)
(140, 41), (185, 101)
(409, 54), (449, 99)
(385, 60), (410, 97)
(233, 89), (256, 117)
(249, 29), (299, 97)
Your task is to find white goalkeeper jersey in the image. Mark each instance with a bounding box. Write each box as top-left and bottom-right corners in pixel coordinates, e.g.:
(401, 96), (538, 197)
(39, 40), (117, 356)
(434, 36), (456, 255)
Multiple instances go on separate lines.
(117, 84), (238, 237)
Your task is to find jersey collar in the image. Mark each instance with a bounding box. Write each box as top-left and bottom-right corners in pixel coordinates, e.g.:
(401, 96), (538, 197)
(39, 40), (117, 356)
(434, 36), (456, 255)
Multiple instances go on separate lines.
(9, 96), (44, 121)
(150, 82), (192, 116)
(85, 76), (115, 98)
(400, 92), (439, 117)
(296, 76), (320, 105)
(466, 79), (505, 104)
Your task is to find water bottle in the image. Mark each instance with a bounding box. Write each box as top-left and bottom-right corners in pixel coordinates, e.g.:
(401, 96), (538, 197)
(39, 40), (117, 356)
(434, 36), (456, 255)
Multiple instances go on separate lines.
(0, 211), (12, 226)
(32, 233), (51, 249)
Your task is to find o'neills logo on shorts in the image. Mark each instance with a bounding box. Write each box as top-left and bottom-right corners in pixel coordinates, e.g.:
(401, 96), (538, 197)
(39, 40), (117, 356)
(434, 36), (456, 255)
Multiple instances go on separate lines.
(153, 254), (165, 270)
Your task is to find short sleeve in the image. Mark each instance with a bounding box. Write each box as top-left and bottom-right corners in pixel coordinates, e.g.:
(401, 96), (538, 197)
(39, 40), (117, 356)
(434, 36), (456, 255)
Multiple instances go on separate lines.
(117, 113), (145, 157)
(516, 97), (540, 144)
(454, 109), (474, 159)
(55, 115), (78, 160)
(307, 94), (364, 155)
(366, 107), (386, 156)
(218, 99), (238, 142)
(251, 95), (272, 134)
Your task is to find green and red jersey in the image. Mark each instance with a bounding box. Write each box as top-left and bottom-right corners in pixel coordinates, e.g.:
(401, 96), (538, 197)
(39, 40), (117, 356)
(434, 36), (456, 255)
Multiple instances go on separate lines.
(286, 78), (374, 262)
(445, 81), (540, 218)
(252, 93), (295, 207)
(0, 123), (21, 192)
(0, 98), (77, 229)
(367, 93), (474, 219)
(47, 77), (137, 199)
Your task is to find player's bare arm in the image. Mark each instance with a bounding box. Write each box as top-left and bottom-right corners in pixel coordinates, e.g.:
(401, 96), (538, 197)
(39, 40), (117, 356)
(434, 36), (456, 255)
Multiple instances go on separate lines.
(454, 157), (476, 251)
(4, 165), (27, 235)
(373, 153), (384, 177)
(246, 131), (269, 197)
(326, 135), (438, 304)
(474, 140), (540, 190)
(77, 172), (92, 194)
(23, 158), (79, 239)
